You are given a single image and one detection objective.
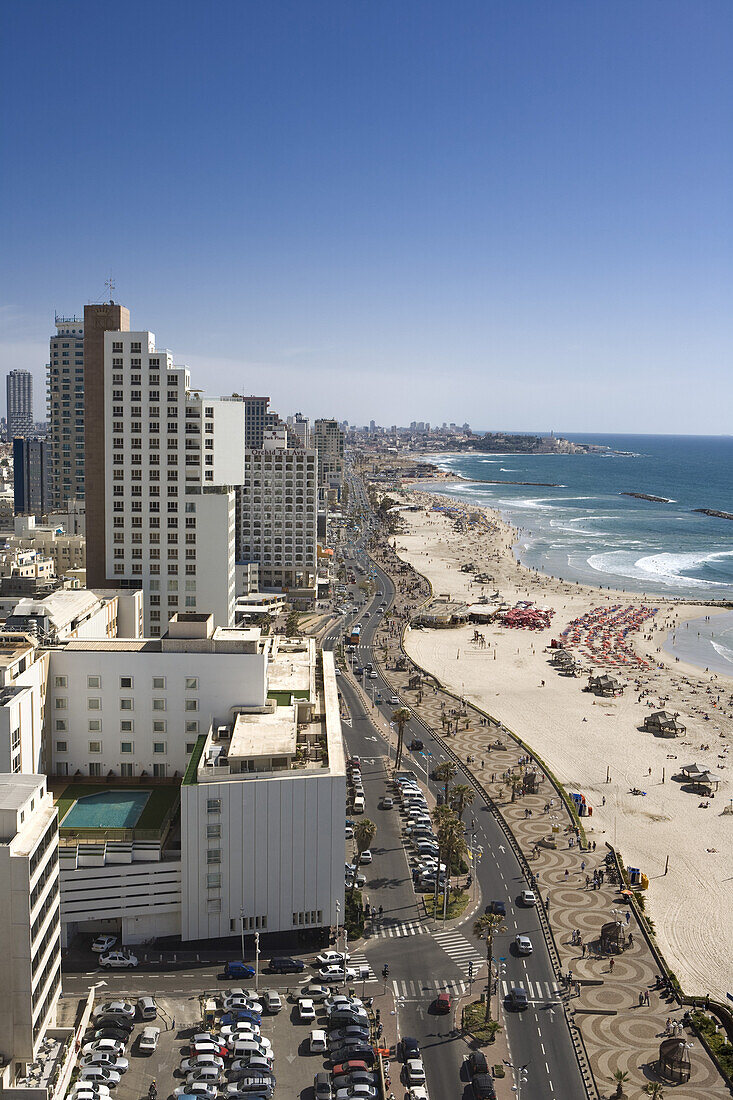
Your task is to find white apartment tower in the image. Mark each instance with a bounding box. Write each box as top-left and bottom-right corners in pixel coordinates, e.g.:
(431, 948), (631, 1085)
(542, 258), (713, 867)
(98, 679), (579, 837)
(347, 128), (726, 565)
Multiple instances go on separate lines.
(312, 418), (345, 497)
(0, 774), (60, 1071)
(101, 331), (244, 635)
(7, 369), (34, 439)
(47, 317), (85, 508)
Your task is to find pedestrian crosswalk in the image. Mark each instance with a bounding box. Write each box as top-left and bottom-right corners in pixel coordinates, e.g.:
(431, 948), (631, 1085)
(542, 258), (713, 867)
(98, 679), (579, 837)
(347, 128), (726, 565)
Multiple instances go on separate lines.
(349, 953), (377, 982)
(432, 929), (486, 977)
(500, 979), (563, 1002)
(376, 919), (426, 939)
(392, 977), (468, 1001)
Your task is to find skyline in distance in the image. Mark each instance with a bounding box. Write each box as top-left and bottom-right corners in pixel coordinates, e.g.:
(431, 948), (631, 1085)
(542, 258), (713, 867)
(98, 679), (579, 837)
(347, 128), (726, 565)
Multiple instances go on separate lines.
(1, 1), (731, 433)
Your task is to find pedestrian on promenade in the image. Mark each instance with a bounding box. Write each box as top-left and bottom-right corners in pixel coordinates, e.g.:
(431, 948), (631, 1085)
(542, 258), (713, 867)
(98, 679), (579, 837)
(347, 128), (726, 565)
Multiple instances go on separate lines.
(581, 860), (585, 872)
(645, 990), (650, 1005)
(628, 933), (633, 947)
(582, 943), (586, 957)
(609, 957), (614, 973)
(639, 992), (645, 1007)
(625, 911), (630, 924)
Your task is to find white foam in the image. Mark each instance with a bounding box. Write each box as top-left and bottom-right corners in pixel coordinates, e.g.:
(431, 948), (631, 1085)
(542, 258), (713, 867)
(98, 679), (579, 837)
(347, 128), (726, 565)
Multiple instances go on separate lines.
(711, 641), (733, 666)
(587, 549), (733, 590)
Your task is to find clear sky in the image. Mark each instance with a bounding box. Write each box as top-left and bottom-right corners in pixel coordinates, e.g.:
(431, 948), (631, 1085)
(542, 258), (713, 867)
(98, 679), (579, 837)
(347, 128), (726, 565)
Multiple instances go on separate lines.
(1, 1), (731, 433)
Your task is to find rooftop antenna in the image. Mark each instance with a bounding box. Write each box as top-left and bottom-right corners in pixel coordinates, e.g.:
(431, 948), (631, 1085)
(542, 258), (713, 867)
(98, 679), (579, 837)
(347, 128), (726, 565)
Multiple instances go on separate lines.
(105, 275), (115, 303)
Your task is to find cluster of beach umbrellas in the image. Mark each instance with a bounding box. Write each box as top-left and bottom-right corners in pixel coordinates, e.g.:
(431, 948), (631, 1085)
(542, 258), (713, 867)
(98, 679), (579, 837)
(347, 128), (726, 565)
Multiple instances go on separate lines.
(499, 601), (555, 630)
(560, 604), (658, 668)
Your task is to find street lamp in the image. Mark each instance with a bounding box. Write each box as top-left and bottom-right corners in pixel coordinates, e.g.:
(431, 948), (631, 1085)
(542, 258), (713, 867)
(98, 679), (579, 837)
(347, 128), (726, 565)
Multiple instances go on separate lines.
(240, 906), (246, 962)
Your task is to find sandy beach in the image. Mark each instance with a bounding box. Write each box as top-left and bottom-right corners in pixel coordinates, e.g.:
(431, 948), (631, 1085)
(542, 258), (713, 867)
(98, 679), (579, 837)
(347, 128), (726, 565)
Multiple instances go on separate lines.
(394, 489), (733, 1000)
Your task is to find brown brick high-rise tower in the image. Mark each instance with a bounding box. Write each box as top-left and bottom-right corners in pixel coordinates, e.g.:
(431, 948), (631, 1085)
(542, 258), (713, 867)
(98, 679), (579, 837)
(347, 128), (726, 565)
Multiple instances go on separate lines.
(84, 302), (130, 587)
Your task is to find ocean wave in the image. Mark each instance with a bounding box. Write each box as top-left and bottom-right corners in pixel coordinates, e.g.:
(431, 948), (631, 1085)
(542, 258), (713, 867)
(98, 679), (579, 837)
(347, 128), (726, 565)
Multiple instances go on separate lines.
(499, 467), (518, 472)
(711, 641), (733, 666)
(587, 549), (733, 590)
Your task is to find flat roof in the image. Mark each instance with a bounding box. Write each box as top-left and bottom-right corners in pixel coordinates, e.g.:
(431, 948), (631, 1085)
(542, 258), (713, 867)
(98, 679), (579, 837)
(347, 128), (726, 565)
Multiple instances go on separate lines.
(229, 707), (298, 759)
(0, 773), (45, 810)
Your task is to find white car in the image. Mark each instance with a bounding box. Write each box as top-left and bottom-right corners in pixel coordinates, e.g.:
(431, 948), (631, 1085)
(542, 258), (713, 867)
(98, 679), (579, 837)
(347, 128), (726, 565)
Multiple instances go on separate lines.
(319, 965), (358, 982)
(81, 1040), (125, 1058)
(317, 950), (352, 966)
(78, 1068), (121, 1088)
(345, 825), (354, 839)
(297, 984), (330, 1003)
(407, 1090), (429, 1100)
(138, 1027), (160, 1054)
(298, 999), (316, 1022)
(359, 849), (373, 864)
(406, 1059), (426, 1085)
(93, 1001), (135, 1019)
(179, 1055), (225, 1074)
(173, 1085), (218, 1099)
(80, 1055), (128, 1074)
(310, 1029), (328, 1053)
(520, 889), (537, 907)
(515, 934), (533, 955)
(71, 1088), (111, 1100)
(186, 1066), (222, 1086)
(222, 995), (262, 1014)
(91, 935), (117, 954)
(324, 994), (364, 1012)
(99, 950), (138, 969)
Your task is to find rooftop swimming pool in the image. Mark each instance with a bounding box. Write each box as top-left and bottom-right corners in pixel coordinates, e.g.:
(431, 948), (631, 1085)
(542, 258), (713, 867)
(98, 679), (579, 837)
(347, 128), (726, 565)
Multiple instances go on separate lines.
(61, 789), (151, 829)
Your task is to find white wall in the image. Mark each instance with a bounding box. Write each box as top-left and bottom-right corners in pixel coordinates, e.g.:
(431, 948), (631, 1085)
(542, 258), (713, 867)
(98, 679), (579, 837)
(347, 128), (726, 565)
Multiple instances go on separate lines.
(59, 860), (182, 947)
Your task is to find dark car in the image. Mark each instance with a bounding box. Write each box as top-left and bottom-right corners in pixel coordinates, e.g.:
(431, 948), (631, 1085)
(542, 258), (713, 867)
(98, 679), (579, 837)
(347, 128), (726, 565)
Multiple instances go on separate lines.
(472, 1073), (497, 1099)
(313, 1072), (332, 1100)
(91, 1028), (132, 1044)
(268, 956), (305, 974)
(332, 1071), (376, 1091)
(401, 1037), (420, 1062)
(93, 1016), (134, 1033)
(506, 986), (529, 1010)
(331, 1061), (371, 1077)
(224, 961), (256, 979)
(486, 900), (506, 917)
(468, 1051), (489, 1077)
(409, 739), (424, 751)
(330, 1045), (376, 1068)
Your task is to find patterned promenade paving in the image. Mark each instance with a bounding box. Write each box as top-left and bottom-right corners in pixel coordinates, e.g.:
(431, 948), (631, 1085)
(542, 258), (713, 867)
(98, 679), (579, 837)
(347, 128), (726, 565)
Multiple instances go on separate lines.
(366, 540), (729, 1100)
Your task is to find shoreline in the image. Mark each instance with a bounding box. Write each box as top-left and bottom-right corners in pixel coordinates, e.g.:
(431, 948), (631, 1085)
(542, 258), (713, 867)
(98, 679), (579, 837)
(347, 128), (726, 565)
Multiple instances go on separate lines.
(392, 487), (733, 1000)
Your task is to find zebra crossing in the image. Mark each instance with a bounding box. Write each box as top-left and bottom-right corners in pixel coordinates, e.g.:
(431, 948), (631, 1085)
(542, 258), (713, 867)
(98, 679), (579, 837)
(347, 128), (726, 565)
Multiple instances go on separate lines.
(392, 977), (469, 1001)
(349, 953), (377, 982)
(500, 979), (563, 1002)
(375, 919), (426, 939)
(432, 929), (486, 976)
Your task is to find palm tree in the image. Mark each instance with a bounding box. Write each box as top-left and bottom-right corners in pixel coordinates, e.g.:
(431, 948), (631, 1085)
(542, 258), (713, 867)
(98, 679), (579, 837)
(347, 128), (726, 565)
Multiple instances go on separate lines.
(645, 1084), (664, 1099)
(473, 912), (505, 1022)
(450, 783), (475, 820)
(434, 760), (457, 801)
(352, 819), (377, 896)
(392, 707), (411, 769)
(612, 1069), (630, 1098)
(509, 773), (524, 803)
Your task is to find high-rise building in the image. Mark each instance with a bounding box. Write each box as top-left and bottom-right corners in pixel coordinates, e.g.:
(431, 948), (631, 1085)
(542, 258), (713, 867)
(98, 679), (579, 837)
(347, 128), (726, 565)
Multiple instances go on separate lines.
(84, 320), (245, 634)
(47, 315), (86, 508)
(0, 774), (60, 1072)
(312, 418), (345, 498)
(242, 396), (283, 450)
(286, 412), (311, 448)
(6, 369), (34, 439)
(236, 433), (318, 603)
(13, 437), (50, 517)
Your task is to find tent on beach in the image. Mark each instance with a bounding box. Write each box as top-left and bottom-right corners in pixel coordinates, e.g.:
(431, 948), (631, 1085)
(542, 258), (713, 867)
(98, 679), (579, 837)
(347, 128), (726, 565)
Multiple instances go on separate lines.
(587, 674), (624, 696)
(643, 710), (686, 736)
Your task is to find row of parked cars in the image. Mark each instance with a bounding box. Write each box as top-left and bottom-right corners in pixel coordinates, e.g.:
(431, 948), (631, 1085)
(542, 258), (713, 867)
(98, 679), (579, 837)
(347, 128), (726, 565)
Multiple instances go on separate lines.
(72, 998), (160, 1100)
(347, 757), (365, 820)
(393, 775), (445, 894)
(172, 986), (283, 1100)
(308, 992), (380, 1100)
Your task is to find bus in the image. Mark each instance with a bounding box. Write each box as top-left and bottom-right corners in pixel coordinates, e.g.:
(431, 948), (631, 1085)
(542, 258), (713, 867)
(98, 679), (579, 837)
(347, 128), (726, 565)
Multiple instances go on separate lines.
(348, 624), (362, 647)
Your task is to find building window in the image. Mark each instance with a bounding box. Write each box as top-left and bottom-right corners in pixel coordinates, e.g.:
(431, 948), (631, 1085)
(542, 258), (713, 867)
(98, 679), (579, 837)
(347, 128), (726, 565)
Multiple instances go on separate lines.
(120, 698), (133, 710)
(120, 741), (134, 754)
(206, 824), (221, 839)
(153, 763), (167, 777)
(152, 698), (166, 711)
(206, 849), (221, 864)
(120, 720), (134, 732)
(87, 675), (101, 689)
(55, 741), (68, 753)
(152, 676), (166, 689)
(87, 698), (101, 710)
(55, 698), (67, 710)
(185, 677), (199, 690)
(207, 872), (221, 888)
(88, 720), (102, 732)
(185, 699), (198, 712)
(88, 741), (102, 754)
(55, 720), (67, 732)
(186, 742), (196, 754)
(54, 676), (67, 688)
(207, 899), (221, 913)
(120, 763), (135, 777)
(89, 763), (102, 777)
(185, 721), (199, 734)
(207, 798), (221, 813)
(153, 741), (166, 754)
(120, 676), (133, 689)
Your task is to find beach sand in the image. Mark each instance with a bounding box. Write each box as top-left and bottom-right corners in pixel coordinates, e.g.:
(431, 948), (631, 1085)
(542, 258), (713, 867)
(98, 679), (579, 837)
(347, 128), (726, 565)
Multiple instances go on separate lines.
(395, 490), (733, 1000)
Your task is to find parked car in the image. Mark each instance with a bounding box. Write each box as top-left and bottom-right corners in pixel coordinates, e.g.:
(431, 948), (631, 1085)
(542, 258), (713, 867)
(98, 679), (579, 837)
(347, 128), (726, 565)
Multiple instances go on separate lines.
(81, 1040), (125, 1058)
(229, 1039), (273, 1063)
(310, 1029), (328, 1053)
(332, 1071), (376, 1092)
(317, 950), (352, 966)
(80, 1055), (128, 1074)
(400, 1037), (420, 1062)
(331, 1060), (373, 1077)
(185, 1067), (222, 1086)
(467, 1050), (489, 1076)
(328, 1027), (370, 1046)
(222, 995), (262, 1015)
(173, 1085), (218, 1099)
(515, 934), (533, 955)
(330, 1046), (376, 1068)
(78, 1068), (121, 1089)
(224, 961), (255, 979)
(262, 990), (282, 1014)
(99, 950), (138, 969)
(381, 797), (394, 809)
(93, 1001), (135, 1020)
(224, 1079), (274, 1098)
(93, 1016), (134, 1033)
(189, 1041), (229, 1059)
(138, 1027), (160, 1054)
(179, 1056), (225, 1074)
(319, 965), (358, 982)
(314, 1071), (333, 1100)
(324, 994), (363, 1012)
(297, 983), (329, 1002)
(359, 849), (372, 864)
(268, 956), (304, 973)
(334, 1087), (377, 1100)
(229, 1057), (273, 1079)
(91, 935), (117, 954)
(137, 996), (157, 1019)
(299, 999), (316, 1022)
(472, 1073), (497, 1099)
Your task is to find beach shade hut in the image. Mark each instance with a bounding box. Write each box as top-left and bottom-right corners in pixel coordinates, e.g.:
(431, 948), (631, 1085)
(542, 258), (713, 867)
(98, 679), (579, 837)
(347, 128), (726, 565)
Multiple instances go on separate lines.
(587, 674), (623, 696)
(643, 710), (687, 736)
(658, 1037), (691, 1084)
(680, 762), (704, 781)
(600, 920), (627, 954)
(694, 770), (723, 794)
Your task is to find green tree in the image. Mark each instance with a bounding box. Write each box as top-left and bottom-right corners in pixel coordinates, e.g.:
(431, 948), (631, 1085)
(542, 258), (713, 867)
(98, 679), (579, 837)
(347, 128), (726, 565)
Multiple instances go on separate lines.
(352, 819), (377, 896)
(611, 1069), (629, 1098)
(434, 760), (457, 801)
(285, 610), (301, 637)
(450, 783), (475, 820)
(392, 706), (411, 769)
(473, 912), (505, 1022)
(645, 1085), (664, 1099)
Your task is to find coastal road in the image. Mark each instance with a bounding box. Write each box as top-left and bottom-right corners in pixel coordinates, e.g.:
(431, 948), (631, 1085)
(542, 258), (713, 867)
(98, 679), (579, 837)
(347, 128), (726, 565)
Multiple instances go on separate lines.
(330, 477), (589, 1100)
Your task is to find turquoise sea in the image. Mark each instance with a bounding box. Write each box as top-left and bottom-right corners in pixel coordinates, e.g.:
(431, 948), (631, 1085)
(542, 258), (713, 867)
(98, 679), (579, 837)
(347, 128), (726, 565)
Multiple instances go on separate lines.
(421, 434), (733, 676)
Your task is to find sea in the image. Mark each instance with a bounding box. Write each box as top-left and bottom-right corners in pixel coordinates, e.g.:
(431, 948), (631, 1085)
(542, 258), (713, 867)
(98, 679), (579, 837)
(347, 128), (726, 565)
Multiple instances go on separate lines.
(418, 433), (733, 677)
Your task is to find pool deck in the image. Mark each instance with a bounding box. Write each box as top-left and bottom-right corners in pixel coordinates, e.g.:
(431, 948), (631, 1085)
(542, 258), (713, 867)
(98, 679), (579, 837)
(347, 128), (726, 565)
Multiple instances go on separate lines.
(53, 781), (180, 834)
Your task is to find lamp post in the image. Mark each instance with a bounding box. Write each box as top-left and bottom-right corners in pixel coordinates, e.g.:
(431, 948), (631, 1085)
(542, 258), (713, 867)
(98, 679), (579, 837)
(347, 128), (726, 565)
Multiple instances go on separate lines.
(254, 931), (260, 992)
(240, 906), (246, 963)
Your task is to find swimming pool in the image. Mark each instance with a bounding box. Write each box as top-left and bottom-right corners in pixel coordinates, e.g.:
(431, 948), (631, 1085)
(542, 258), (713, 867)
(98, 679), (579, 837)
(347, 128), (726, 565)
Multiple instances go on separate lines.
(61, 790), (151, 829)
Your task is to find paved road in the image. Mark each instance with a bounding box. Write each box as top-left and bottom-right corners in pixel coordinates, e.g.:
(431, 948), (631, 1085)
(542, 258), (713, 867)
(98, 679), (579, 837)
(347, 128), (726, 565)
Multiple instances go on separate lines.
(329, 477), (589, 1100)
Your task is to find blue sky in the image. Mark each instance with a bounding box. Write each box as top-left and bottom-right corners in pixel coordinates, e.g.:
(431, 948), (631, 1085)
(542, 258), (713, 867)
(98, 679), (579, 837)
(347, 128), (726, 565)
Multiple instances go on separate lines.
(1, 1), (731, 433)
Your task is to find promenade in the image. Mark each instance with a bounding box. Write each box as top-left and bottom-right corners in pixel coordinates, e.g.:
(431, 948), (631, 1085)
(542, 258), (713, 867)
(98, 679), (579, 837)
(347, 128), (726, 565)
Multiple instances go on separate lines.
(366, 535), (729, 1100)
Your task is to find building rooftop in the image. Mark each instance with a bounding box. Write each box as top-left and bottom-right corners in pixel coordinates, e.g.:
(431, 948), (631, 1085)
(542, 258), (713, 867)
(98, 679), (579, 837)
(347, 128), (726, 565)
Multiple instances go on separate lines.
(229, 706), (298, 760)
(0, 773), (46, 812)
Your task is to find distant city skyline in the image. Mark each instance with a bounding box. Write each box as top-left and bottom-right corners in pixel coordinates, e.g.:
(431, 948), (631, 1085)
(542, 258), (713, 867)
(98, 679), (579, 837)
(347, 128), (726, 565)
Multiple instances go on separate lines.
(1, 1), (732, 433)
